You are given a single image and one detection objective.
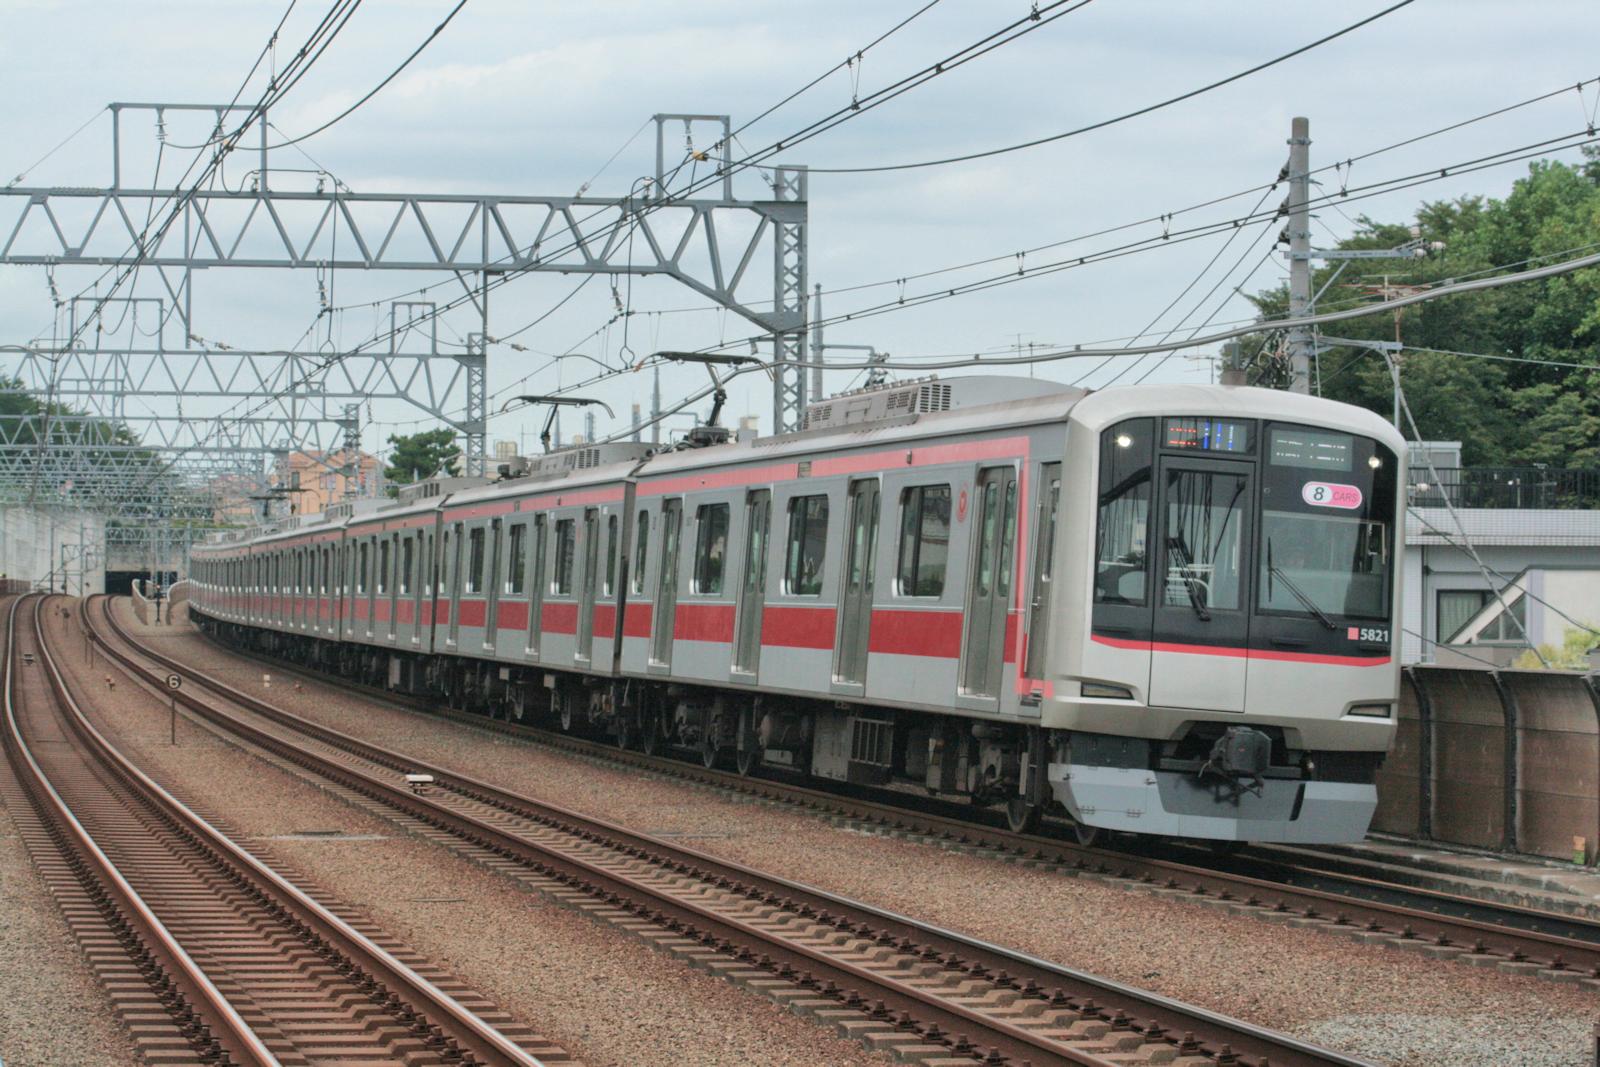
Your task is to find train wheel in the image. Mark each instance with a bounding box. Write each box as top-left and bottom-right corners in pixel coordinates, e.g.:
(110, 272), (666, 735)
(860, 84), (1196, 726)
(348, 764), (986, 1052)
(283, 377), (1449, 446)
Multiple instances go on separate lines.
(640, 710), (663, 756)
(735, 743), (759, 777)
(615, 713), (633, 751)
(700, 733), (720, 769)
(1071, 820), (1101, 848)
(1004, 796), (1041, 835)
(558, 693), (575, 733)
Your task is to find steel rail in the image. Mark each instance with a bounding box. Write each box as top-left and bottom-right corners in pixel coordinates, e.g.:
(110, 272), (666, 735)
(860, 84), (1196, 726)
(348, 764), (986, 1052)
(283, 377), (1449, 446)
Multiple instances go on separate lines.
(2, 594), (282, 1067)
(97, 597), (1370, 1067)
(31, 596), (549, 1067)
(182, 606), (1600, 984)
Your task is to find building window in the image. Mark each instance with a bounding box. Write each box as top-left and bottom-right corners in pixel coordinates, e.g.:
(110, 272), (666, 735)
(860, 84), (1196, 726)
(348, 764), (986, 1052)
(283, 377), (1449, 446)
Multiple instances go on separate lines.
(507, 525), (527, 594)
(895, 485), (951, 596)
(693, 504), (730, 594)
(553, 520), (575, 595)
(631, 512), (650, 594)
(783, 494), (829, 596)
(1440, 588), (1528, 643)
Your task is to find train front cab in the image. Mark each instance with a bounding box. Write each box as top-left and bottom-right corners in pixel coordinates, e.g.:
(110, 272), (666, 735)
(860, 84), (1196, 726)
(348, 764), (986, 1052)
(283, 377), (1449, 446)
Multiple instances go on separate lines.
(1046, 387), (1406, 844)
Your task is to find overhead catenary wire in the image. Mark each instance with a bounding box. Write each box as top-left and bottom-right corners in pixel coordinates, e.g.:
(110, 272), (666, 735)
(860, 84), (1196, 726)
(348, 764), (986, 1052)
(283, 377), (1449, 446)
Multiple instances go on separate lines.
(266, 0), (472, 148)
(596, 244), (1600, 445)
(800, 0), (1419, 174)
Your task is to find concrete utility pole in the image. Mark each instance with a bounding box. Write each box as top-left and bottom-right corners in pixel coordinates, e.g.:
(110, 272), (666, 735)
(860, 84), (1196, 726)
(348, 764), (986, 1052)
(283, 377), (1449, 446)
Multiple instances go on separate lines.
(1284, 116), (1314, 394)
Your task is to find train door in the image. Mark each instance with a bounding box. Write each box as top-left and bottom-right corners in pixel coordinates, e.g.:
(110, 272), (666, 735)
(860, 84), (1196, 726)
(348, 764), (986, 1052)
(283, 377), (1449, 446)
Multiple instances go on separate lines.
(1023, 463), (1062, 686)
(961, 466), (1018, 699)
(576, 507), (600, 664)
(1147, 457), (1253, 712)
(650, 499), (682, 670)
(362, 541), (376, 638)
(485, 518), (504, 650)
(417, 531), (432, 644)
(386, 536), (399, 640)
(447, 522), (464, 647)
(834, 479), (879, 689)
(732, 489), (771, 678)
(527, 515), (547, 657)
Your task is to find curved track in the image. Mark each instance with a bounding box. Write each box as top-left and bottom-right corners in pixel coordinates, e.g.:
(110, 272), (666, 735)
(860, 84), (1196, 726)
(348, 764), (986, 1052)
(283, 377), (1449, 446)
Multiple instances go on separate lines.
(4, 594), (567, 1067)
(182, 602), (1600, 991)
(96, 596), (1371, 1067)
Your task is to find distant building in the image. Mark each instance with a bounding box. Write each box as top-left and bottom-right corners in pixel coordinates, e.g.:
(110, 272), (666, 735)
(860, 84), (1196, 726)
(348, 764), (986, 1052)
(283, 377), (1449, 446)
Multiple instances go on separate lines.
(493, 439), (518, 460)
(273, 449), (383, 517)
(1401, 442), (1600, 664)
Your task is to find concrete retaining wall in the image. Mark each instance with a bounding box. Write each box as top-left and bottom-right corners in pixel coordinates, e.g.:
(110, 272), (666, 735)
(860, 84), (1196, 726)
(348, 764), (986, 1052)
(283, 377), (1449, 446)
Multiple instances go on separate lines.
(1373, 665), (1600, 862)
(0, 504), (106, 593)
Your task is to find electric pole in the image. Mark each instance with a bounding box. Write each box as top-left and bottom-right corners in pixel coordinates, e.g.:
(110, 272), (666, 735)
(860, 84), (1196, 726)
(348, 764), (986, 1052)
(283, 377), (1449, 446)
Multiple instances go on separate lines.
(1284, 116), (1314, 394)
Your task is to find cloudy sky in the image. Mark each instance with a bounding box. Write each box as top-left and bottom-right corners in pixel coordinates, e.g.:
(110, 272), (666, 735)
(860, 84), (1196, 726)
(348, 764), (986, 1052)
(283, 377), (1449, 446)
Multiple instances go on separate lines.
(2, 0), (1597, 462)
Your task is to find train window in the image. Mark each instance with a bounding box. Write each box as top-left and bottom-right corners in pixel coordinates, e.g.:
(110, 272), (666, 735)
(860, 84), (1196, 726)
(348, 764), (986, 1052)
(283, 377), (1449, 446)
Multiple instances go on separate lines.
(693, 504), (730, 594)
(604, 514), (619, 596)
(507, 525), (527, 594)
(399, 539), (413, 595)
(1095, 419), (1154, 605)
(895, 485), (951, 597)
(358, 543), (369, 594)
(378, 541), (391, 594)
(1163, 468), (1246, 612)
(553, 520), (575, 595)
(466, 528), (485, 594)
(423, 533), (434, 594)
(631, 512), (650, 594)
(783, 495), (829, 596)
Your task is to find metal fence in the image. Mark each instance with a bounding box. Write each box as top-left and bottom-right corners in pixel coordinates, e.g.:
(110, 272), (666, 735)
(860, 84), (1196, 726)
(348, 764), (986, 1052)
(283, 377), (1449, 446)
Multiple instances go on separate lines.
(1408, 467), (1600, 509)
(1374, 665), (1600, 862)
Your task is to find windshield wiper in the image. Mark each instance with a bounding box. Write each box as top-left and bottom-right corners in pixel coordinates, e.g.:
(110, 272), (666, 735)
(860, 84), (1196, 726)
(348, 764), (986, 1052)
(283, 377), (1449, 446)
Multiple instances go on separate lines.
(1267, 539), (1338, 631)
(1165, 534), (1211, 621)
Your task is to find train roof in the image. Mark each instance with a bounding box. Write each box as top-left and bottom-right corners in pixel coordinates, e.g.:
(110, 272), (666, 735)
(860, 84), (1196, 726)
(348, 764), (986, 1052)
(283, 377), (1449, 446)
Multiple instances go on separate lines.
(200, 377), (1405, 555)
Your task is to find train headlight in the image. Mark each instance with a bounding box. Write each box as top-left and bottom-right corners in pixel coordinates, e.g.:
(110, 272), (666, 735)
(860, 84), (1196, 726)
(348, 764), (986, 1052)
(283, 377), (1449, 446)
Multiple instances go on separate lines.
(1348, 703), (1393, 719)
(1081, 682), (1134, 700)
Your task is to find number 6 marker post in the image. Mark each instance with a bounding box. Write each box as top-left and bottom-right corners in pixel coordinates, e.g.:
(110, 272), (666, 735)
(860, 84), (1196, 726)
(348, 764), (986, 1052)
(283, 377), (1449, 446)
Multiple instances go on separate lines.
(165, 673), (182, 745)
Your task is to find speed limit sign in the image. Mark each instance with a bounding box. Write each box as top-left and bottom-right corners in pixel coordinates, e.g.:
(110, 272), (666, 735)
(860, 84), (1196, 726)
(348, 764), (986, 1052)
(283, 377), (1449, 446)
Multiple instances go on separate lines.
(166, 673), (182, 691)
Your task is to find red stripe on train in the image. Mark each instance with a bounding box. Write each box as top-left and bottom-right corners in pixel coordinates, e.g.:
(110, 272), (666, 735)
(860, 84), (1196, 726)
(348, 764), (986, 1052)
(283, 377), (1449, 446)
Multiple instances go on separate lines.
(1090, 633), (1390, 667)
(868, 609), (963, 658)
(760, 605), (836, 650)
(622, 602), (653, 638)
(674, 603), (736, 642)
(542, 601), (578, 634)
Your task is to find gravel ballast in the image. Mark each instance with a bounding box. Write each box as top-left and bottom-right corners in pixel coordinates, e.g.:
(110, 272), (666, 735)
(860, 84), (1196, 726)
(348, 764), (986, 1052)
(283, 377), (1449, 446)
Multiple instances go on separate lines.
(124, 602), (1600, 1066)
(51, 602), (889, 1067)
(0, 790), (144, 1066)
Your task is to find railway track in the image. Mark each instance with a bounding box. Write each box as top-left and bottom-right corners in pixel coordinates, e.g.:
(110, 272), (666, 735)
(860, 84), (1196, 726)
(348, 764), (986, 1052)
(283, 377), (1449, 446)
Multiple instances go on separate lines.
(92, 596), (1369, 1067)
(169, 600), (1600, 995)
(3, 593), (569, 1067)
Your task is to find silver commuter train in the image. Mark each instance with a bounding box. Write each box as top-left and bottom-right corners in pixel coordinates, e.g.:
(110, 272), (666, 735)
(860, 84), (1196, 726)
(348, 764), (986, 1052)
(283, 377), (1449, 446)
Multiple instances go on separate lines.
(189, 376), (1406, 844)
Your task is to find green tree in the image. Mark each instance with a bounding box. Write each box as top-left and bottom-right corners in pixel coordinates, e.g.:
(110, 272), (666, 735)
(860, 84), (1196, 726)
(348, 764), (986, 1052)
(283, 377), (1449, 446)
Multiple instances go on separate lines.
(1512, 624), (1600, 670)
(1244, 153), (1600, 465)
(383, 428), (461, 490)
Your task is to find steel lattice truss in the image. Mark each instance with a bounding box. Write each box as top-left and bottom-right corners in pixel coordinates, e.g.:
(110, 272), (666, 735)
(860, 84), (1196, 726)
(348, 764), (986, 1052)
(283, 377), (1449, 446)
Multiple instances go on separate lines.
(0, 107), (809, 553)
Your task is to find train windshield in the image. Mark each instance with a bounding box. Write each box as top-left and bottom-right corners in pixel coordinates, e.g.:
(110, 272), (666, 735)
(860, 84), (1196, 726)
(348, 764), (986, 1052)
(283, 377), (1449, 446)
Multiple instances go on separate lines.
(1257, 424), (1397, 622)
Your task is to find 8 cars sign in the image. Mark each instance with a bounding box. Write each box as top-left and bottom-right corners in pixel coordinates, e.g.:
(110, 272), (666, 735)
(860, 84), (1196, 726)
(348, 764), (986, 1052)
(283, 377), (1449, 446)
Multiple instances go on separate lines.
(1301, 481), (1363, 510)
